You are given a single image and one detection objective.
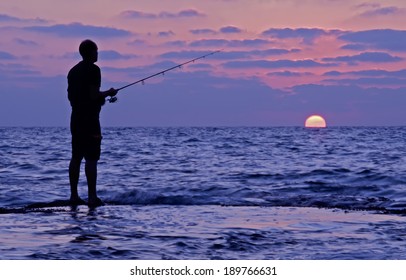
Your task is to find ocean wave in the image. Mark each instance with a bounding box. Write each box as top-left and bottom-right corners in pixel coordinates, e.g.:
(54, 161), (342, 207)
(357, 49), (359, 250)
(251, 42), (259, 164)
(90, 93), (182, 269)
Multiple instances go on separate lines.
(1, 127), (406, 216)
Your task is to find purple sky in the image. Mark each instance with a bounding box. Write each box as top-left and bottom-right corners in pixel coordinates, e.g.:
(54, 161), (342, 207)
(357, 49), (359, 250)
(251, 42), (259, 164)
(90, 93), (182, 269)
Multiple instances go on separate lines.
(0, 0), (405, 126)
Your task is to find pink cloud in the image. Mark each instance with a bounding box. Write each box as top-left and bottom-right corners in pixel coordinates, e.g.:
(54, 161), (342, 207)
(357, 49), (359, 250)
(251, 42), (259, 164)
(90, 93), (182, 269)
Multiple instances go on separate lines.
(120, 9), (206, 20)
(359, 6), (405, 17)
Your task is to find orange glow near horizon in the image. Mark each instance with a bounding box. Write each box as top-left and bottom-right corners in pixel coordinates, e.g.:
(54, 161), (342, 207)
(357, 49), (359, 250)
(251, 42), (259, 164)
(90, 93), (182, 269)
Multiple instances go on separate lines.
(305, 115), (327, 128)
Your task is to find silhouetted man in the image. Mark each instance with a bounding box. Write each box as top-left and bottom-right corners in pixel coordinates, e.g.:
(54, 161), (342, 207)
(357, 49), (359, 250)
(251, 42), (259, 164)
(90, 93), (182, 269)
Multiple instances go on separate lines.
(67, 39), (117, 207)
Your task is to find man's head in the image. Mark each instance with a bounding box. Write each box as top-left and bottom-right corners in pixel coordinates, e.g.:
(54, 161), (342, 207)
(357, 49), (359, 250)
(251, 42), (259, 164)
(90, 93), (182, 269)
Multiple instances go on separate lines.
(79, 39), (98, 62)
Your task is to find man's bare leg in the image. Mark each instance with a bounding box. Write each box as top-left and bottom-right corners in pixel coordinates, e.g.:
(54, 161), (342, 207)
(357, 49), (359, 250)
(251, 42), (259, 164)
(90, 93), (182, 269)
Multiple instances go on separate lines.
(85, 160), (103, 207)
(69, 157), (85, 204)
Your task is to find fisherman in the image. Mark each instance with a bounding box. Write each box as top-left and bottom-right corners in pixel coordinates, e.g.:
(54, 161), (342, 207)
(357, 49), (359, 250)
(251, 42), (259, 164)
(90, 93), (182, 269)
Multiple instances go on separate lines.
(67, 39), (117, 207)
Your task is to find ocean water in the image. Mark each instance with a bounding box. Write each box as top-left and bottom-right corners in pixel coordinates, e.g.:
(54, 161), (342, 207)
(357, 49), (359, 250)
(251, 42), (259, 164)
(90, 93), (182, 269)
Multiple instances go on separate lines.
(1, 127), (406, 259)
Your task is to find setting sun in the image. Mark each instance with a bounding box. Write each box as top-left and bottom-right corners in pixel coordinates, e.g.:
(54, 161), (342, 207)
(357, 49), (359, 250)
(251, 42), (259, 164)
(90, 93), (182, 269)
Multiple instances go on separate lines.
(305, 115), (327, 128)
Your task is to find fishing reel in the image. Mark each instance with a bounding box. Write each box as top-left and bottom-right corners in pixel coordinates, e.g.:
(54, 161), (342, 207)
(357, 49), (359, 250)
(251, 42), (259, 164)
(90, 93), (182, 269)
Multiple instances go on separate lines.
(108, 96), (118, 103)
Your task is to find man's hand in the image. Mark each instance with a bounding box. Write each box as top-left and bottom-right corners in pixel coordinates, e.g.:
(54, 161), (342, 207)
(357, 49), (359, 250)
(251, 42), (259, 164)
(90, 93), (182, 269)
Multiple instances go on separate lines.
(107, 88), (118, 97)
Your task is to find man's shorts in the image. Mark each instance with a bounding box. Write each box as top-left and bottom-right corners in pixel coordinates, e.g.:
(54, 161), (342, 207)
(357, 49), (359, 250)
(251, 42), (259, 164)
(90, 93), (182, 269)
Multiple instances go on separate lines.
(71, 134), (102, 161)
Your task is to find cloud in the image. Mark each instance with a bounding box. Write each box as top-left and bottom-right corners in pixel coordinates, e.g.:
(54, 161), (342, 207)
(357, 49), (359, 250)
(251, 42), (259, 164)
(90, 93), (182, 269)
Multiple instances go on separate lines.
(359, 6), (405, 17)
(323, 69), (406, 88)
(323, 77), (406, 87)
(338, 29), (406, 52)
(209, 51), (251, 60)
(13, 38), (39, 46)
(189, 39), (228, 47)
(256, 48), (300, 56)
(2, 66), (406, 126)
(0, 74), (72, 126)
(101, 71), (287, 127)
(223, 59), (337, 69)
(267, 71), (313, 77)
(229, 39), (273, 47)
(0, 63), (40, 77)
(189, 39), (272, 48)
(0, 51), (17, 60)
(322, 52), (403, 64)
(99, 50), (138, 60)
(340, 43), (368, 51)
(323, 69), (406, 78)
(288, 84), (406, 125)
(102, 71), (406, 126)
(164, 40), (188, 47)
(120, 10), (156, 19)
(158, 31), (175, 37)
(189, 28), (217, 35)
(159, 49), (299, 61)
(190, 26), (246, 36)
(355, 3), (381, 9)
(175, 9), (205, 18)
(127, 39), (148, 46)
(159, 50), (225, 60)
(219, 26), (242, 34)
(63, 50), (137, 60)
(0, 13), (47, 24)
(0, 13), (20, 22)
(0, 13), (30, 23)
(323, 70), (342, 77)
(102, 66), (145, 77)
(288, 84), (364, 114)
(187, 63), (213, 70)
(24, 22), (131, 38)
(103, 60), (187, 79)
(261, 28), (336, 44)
(120, 9), (206, 19)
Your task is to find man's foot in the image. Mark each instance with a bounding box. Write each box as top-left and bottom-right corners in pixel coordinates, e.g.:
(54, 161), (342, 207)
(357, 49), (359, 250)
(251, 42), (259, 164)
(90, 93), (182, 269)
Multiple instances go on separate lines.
(69, 196), (86, 205)
(88, 197), (104, 208)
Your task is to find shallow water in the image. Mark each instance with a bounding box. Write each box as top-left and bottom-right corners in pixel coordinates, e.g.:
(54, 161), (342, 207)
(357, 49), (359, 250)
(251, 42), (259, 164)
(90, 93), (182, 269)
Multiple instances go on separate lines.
(1, 127), (406, 259)
(2, 205), (406, 259)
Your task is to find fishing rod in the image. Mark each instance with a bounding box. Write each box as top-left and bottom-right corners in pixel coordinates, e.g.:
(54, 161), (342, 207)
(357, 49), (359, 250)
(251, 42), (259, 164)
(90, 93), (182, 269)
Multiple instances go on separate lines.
(107, 49), (222, 103)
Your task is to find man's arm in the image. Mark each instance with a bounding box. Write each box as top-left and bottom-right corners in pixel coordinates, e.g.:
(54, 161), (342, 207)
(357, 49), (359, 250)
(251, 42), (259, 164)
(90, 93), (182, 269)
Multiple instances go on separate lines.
(88, 65), (117, 101)
(89, 86), (117, 100)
